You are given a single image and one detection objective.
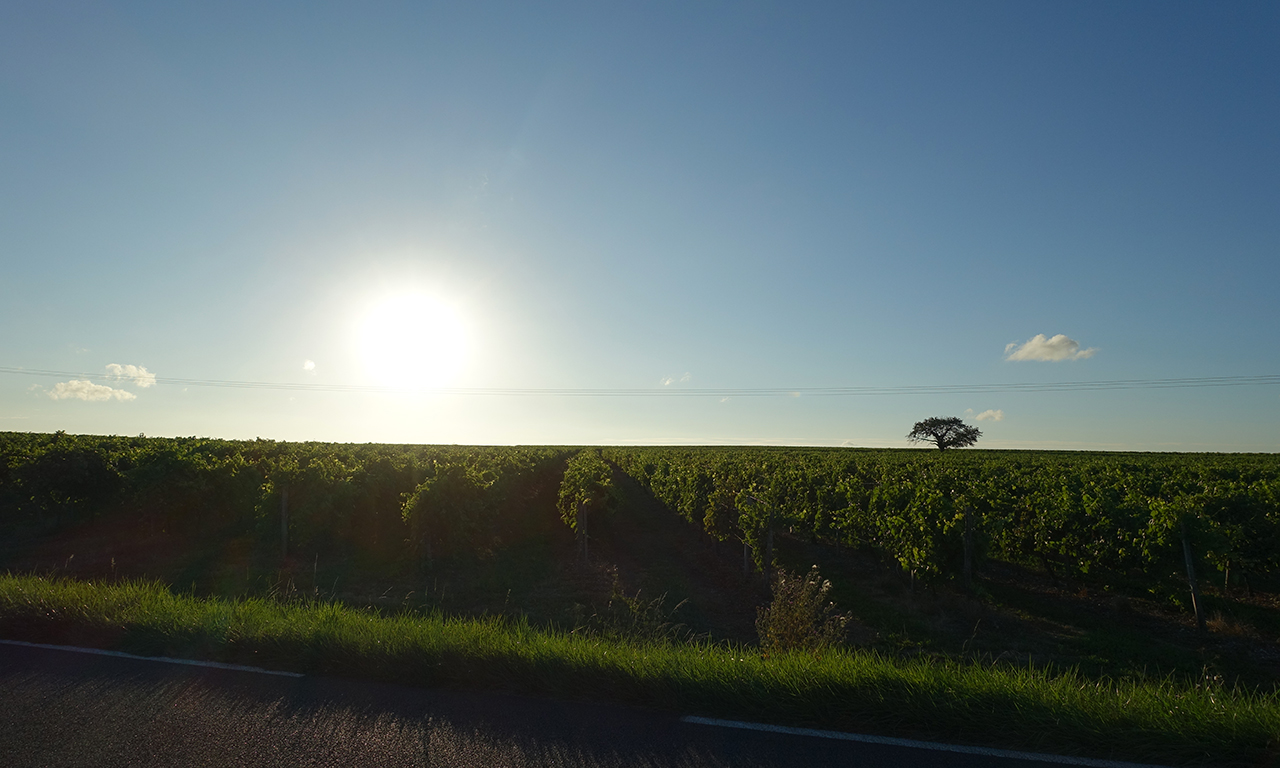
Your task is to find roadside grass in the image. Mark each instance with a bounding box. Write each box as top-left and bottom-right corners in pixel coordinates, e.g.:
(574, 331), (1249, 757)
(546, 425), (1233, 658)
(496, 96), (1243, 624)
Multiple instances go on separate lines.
(3, 574), (1277, 767)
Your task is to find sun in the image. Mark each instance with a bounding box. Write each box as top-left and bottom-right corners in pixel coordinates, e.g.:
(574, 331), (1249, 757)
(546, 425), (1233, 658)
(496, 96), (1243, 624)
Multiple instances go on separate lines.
(358, 292), (469, 389)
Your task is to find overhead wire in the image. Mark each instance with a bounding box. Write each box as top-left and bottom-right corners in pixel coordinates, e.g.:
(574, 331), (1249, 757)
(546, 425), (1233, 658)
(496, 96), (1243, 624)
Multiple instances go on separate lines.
(2, 366), (1279, 398)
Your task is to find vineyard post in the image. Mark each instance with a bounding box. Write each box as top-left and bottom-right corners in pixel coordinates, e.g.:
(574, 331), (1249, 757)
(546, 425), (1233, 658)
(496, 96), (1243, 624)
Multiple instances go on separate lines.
(280, 484), (289, 559)
(737, 493), (766, 579)
(765, 506), (774, 572)
(1180, 517), (1206, 634)
(963, 504), (974, 591)
(579, 499), (588, 561)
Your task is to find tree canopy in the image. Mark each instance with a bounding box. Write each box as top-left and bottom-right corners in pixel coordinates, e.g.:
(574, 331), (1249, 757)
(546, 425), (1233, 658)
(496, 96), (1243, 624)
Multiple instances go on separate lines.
(907, 416), (981, 450)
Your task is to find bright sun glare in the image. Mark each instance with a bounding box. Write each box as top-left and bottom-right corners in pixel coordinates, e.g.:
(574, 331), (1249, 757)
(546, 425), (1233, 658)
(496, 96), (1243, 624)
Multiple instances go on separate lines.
(358, 293), (469, 389)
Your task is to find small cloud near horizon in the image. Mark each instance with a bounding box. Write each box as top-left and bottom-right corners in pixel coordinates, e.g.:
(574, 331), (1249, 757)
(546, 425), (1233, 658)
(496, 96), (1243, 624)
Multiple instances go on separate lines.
(48, 380), (136, 402)
(303, 360), (316, 373)
(106, 363), (157, 387)
(47, 363), (155, 402)
(965, 407), (1005, 422)
(661, 372), (692, 386)
(1004, 334), (1097, 361)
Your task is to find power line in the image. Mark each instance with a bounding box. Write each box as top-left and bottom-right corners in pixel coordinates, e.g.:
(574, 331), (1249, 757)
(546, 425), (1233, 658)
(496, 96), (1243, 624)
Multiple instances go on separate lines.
(3, 366), (1279, 397)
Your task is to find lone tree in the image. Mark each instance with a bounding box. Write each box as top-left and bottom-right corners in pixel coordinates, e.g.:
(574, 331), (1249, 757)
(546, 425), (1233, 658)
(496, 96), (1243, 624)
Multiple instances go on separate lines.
(907, 416), (981, 450)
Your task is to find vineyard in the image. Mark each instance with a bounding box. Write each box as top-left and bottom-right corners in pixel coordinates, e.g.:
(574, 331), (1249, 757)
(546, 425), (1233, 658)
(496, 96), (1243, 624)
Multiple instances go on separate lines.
(0, 431), (569, 569)
(2, 433), (1279, 662)
(601, 446), (1280, 605)
(2, 433), (1279, 613)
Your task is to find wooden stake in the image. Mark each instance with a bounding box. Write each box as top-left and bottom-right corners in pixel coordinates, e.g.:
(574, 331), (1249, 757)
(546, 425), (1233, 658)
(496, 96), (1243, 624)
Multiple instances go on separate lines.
(765, 523), (774, 570)
(963, 504), (974, 590)
(280, 485), (289, 559)
(1181, 519), (1206, 634)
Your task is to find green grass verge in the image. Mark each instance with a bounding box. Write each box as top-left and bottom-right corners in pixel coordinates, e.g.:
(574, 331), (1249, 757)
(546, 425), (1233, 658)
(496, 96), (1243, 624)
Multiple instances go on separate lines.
(1, 573), (1275, 767)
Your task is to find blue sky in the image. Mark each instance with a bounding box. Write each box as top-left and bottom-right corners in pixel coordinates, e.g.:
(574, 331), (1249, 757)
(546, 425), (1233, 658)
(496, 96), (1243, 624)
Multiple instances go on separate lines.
(2, 1), (1277, 450)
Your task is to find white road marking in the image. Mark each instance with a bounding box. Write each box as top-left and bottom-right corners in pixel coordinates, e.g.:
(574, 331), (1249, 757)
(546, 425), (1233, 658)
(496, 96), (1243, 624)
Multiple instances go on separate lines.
(680, 716), (1170, 768)
(0, 639), (304, 678)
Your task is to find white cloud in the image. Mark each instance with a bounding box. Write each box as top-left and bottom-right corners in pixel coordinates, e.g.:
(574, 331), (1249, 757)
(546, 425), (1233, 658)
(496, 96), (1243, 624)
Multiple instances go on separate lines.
(974, 409), (1004, 422)
(661, 372), (692, 386)
(303, 360), (316, 373)
(106, 363), (157, 387)
(48, 380), (136, 402)
(661, 376), (674, 386)
(1004, 334), (1097, 361)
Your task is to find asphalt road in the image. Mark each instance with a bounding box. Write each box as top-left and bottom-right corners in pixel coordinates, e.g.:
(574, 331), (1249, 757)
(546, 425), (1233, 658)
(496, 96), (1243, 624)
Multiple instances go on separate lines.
(0, 642), (1159, 768)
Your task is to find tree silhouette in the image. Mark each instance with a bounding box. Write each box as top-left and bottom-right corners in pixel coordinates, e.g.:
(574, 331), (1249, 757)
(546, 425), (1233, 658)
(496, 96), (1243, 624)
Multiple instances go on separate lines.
(907, 416), (981, 450)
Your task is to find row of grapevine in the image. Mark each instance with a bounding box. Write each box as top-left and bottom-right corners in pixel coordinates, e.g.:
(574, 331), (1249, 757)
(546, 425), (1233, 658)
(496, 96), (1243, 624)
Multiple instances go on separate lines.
(0, 432), (568, 567)
(556, 449), (621, 559)
(401, 447), (566, 565)
(602, 447), (1280, 591)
